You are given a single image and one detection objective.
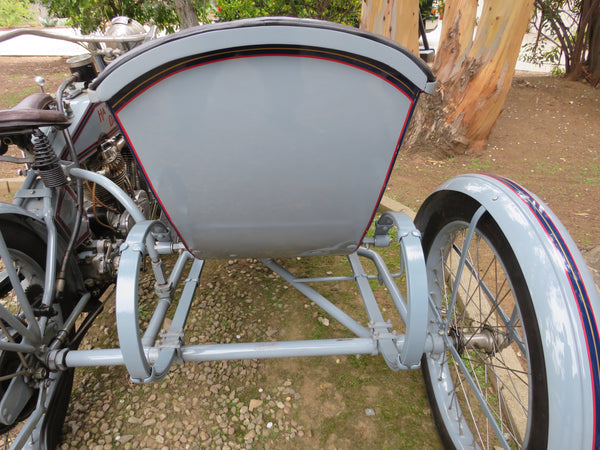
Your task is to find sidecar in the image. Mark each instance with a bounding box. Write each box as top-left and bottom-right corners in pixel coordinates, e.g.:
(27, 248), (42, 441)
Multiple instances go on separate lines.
(1, 17), (597, 450)
(89, 17), (435, 259)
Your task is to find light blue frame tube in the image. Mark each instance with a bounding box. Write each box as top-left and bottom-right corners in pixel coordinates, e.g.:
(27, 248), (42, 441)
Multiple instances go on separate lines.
(49, 207), (434, 381)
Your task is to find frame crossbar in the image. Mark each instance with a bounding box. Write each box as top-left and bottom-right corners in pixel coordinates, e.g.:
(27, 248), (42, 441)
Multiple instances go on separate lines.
(48, 211), (432, 382)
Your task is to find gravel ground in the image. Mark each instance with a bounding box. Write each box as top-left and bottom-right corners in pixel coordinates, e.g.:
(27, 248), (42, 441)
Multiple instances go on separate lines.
(56, 255), (439, 449)
(60, 258), (317, 449)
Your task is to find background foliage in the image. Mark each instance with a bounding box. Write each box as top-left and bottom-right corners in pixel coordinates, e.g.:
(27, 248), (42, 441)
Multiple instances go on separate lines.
(214, 0), (361, 26)
(521, 0), (599, 85)
(0, 0), (36, 28)
(41, 0), (361, 32)
(42, 0), (182, 33)
(521, 0), (580, 72)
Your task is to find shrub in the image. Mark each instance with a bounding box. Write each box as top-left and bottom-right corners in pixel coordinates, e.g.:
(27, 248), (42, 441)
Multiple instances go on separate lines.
(215, 0), (362, 27)
(0, 0), (36, 28)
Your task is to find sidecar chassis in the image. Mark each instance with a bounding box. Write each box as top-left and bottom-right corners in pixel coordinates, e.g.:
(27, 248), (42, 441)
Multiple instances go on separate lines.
(49, 175), (435, 382)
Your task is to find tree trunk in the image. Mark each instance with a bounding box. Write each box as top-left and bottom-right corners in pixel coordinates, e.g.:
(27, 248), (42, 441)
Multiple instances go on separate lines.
(409, 0), (534, 154)
(569, 0), (600, 86)
(174, 0), (199, 28)
(591, 5), (600, 85)
(359, 0), (420, 56)
(432, 0), (478, 81)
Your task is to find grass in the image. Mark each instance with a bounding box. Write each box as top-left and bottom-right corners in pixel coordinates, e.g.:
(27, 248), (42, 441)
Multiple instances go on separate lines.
(314, 354), (437, 449)
(0, 0), (37, 28)
(580, 163), (600, 184)
(534, 161), (563, 175)
(465, 159), (493, 172)
(2, 87), (39, 109)
(249, 248), (441, 449)
(0, 192), (14, 202)
(0, 70), (72, 109)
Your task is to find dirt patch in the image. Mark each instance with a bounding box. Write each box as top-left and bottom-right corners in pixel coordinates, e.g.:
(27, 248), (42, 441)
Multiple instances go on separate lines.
(388, 73), (600, 275)
(0, 56), (69, 110)
(0, 56), (70, 178)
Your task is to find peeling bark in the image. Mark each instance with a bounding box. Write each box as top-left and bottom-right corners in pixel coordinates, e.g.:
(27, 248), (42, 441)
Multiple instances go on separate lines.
(409, 0), (534, 154)
(433, 0), (477, 82)
(359, 0), (419, 56)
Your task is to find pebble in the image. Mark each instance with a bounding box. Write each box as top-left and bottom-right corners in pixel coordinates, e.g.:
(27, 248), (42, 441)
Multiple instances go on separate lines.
(318, 317), (330, 326)
(60, 259), (307, 449)
(248, 399), (262, 411)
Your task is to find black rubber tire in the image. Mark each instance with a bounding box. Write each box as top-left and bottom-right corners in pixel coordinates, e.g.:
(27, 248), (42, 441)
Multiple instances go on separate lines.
(0, 220), (75, 449)
(415, 191), (549, 449)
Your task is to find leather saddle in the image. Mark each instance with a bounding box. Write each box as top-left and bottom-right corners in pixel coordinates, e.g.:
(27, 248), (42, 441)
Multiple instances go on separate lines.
(0, 93), (71, 135)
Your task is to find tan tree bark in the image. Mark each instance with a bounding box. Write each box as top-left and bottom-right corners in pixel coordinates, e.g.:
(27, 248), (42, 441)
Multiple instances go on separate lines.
(359, 0), (420, 57)
(409, 0), (535, 153)
(432, 0), (478, 82)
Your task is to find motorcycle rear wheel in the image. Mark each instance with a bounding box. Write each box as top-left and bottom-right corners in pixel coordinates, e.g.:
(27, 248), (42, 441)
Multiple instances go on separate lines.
(0, 220), (75, 449)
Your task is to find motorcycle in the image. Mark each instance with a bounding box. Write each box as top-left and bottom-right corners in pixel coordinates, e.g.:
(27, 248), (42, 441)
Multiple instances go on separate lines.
(0, 16), (598, 449)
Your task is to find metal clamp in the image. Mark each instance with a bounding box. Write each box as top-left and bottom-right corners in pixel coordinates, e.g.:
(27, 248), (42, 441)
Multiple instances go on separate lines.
(372, 211), (428, 369)
(115, 220), (169, 382)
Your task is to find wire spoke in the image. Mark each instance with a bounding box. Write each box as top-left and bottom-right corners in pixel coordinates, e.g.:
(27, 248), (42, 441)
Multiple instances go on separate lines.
(426, 217), (532, 449)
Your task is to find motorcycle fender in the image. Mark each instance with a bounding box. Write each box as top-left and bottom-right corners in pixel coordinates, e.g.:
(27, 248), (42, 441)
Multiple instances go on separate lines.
(0, 202), (85, 291)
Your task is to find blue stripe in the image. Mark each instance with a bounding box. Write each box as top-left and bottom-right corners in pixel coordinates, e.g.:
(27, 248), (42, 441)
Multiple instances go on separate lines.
(491, 175), (600, 448)
(60, 103), (96, 160)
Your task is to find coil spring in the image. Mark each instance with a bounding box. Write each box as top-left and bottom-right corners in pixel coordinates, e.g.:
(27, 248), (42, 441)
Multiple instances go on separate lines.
(32, 129), (67, 187)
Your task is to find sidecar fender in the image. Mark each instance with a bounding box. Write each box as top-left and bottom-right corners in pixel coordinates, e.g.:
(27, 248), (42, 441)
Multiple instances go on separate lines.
(0, 201), (53, 238)
(416, 173), (600, 450)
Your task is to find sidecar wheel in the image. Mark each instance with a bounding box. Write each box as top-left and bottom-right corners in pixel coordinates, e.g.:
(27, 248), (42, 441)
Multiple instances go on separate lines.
(416, 176), (600, 450)
(0, 221), (75, 449)
(416, 191), (548, 449)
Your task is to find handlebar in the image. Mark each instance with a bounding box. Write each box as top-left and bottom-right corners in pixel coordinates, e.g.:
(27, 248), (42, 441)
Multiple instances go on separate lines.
(0, 26), (158, 70)
(0, 28), (155, 46)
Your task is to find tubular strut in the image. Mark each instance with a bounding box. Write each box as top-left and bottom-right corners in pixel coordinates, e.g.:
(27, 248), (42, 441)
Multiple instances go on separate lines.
(369, 211), (429, 369)
(52, 210), (431, 379)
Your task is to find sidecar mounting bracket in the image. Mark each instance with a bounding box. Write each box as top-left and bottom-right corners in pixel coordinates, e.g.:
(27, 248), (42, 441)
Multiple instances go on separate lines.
(54, 212), (431, 380)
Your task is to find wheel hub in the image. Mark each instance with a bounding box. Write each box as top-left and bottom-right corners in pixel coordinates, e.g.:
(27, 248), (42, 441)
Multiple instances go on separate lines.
(449, 326), (510, 356)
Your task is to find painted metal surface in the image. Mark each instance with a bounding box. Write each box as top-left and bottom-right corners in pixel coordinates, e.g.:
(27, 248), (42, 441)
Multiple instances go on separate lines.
(368, 211), (428, 369)
(48, 96), (117, 162)
(89, 18), (434, 259)
(90, 18), (435, 98)
(423, 174), (600, 450)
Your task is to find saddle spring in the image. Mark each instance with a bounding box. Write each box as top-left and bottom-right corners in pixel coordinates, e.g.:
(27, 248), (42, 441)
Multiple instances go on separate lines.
(32, 128), (67, 188)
